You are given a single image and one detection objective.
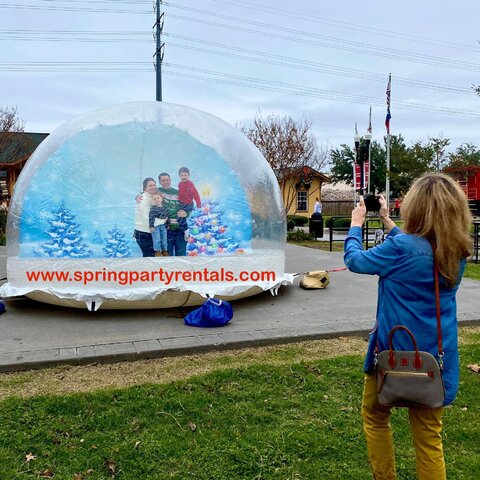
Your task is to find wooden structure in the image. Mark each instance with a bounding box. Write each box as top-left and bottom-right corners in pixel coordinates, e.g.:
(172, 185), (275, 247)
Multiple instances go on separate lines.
(445, 166), (480, 216)
(0, 132), (49, 200)
(276, 166), (331, 218)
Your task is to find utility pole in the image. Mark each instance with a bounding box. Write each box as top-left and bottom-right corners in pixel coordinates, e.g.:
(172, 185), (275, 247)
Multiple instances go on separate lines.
(154, 0), (164, 101)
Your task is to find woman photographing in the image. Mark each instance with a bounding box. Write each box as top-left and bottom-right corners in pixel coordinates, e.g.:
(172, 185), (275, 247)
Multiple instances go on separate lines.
(344, 173), (472, 480)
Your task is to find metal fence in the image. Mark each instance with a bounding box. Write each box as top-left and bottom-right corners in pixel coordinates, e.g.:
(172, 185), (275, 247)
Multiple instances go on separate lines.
(327, 216), (385, 251)
(473, 221), (479, 264)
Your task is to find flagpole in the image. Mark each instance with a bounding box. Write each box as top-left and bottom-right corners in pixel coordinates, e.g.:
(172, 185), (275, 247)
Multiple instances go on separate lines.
(367, 106), (372, 193)
(386, 133), (390, 211)
(353, 123), (360, 206)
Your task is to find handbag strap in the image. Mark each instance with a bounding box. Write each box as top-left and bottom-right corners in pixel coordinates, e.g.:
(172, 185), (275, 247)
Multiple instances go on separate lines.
(374, 244), (444, 364)
(433, 255), (444, 360)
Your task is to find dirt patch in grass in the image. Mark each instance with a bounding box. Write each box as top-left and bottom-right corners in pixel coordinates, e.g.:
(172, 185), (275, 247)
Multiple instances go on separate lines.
(2, 326), (478, 400)
(0, 336), (368, 400)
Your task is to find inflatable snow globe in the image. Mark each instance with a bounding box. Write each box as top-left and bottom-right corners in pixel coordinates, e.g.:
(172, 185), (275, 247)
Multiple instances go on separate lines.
(1, 102), (291, 310)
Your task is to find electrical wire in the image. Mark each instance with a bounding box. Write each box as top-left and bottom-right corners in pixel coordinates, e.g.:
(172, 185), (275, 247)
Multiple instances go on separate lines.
(0, 29), (474, 95)
(0, 2), (150, 13)
(1, 58), (477, 118)
(12, 0), (480, 53)
(164, 1), (480, 66)
(165, 12), (480, 73)
(1, 1), (478, 120)
(162, 35), (473, 95)
(160, 68), (480, 118)
(161, 63), (480, 117)
(2, 1), (479, 72)
(196, 0), (480, 52)
(1, 28), (473, 95)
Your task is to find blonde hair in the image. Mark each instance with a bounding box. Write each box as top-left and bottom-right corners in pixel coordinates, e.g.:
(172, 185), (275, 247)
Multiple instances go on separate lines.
(151, 190), (163, 201)
(401, 173), (472, 288)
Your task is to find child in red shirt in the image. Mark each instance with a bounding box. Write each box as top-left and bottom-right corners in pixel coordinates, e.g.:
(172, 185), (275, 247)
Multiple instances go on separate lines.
(178, 167), (201, 209)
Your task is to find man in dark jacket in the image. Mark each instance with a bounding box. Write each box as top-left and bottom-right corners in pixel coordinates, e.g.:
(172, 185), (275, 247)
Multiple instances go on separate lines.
(157, 172), (192, 256)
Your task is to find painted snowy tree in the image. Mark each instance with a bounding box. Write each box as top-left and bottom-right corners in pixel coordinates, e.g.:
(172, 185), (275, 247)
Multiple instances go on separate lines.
(102, 224), (131, 258)
(186, 198), (242, 256)
(34, 203), (93, 258)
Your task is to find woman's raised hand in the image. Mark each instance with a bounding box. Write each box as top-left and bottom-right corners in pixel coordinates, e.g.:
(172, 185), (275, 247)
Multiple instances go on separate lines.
(351, 195), (366, 227)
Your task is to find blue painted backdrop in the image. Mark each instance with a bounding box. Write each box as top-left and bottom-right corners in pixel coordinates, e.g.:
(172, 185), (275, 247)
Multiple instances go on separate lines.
(19, 123), (252, 258)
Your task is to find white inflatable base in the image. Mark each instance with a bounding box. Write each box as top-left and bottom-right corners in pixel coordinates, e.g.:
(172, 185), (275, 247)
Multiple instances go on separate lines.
(25, 286), (264, 310)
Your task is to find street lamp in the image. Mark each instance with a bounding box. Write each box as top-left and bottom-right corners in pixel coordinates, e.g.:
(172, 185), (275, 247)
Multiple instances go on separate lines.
(364, 131), (372, 193)
(354, 131), (361, 195)
(354, 131), (361, 159)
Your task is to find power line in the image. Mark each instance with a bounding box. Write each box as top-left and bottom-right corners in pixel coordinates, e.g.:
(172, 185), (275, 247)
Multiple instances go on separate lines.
(165, 12), (480, 73)
(162, 35), (474, 95)
(160, 68), (480, 118)
(1, 59), (477, 118)
(0, 2), (150, 13)
(164, 1), (480, 66)
(1, 1), (478, 120)
(0, 30), (474, 95)
(197, 0), (480, 53)
(3, 2), (480, 72)
(13, 0), (480, 53)
(161, 63), (480, 117)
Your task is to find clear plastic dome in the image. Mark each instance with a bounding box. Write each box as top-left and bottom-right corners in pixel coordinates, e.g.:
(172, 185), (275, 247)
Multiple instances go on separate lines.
(1, 102), (289, 309)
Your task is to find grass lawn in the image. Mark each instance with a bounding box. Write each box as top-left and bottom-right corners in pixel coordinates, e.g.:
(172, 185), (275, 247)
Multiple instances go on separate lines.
(465, 262), (480, 281)
(1, 328), (479, 479)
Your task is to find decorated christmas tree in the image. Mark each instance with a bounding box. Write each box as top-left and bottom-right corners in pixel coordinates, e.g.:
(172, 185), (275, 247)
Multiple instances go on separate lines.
(103, 224), (131, 258)
(186, 198), (243, 256)
(34, 203), (93, 258)
(92, 230), (104, 244)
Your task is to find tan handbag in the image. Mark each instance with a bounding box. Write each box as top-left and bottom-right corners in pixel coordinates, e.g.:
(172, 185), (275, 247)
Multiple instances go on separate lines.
(375, 259), (445, 408)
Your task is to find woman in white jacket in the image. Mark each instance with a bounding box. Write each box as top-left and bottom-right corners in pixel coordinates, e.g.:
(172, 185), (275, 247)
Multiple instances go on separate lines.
(134, 177), (157, 257)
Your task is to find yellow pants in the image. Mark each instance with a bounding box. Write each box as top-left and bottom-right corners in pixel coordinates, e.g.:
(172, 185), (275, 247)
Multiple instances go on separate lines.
(362, 374), (446, 480)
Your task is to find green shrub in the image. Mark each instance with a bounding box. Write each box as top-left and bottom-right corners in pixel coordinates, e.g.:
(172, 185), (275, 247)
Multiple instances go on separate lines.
(296, 216), (309, 226)
(0, 233), (5, 246)
(325, 217), (351, 228)
(287, 219), (295, 231)
(287, 230), (315, 242)
(287, 215), (309, 226)
(0, 210), (6, 234)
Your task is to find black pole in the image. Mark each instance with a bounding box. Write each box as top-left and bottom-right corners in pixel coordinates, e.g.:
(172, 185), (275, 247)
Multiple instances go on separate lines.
(354, 137), (362, 195)
(155, 0), (164, 101)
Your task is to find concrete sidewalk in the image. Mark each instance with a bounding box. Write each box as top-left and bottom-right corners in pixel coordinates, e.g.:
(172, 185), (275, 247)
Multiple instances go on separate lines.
(0, 244), (479, 372)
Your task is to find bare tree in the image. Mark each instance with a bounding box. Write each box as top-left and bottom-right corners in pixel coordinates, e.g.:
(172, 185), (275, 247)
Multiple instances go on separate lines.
(241, 113), (327, 213)
(0, 106), (31, 164)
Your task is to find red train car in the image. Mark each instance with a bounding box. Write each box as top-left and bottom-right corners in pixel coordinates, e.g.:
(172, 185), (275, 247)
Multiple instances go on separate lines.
(444, 166), (480, 217)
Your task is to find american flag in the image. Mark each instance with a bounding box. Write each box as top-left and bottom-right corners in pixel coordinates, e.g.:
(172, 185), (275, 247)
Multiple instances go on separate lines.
(385, 74), (391, 134)
(368, 106), (372, 134)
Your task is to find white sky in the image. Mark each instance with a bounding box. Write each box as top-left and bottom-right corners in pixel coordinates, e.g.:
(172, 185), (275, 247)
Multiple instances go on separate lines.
(2, 0), (480, 154)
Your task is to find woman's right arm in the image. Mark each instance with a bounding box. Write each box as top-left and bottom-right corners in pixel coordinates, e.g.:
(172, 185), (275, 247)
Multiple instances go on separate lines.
(344, 232), (401, 276)
(378, 194), (397, 233)
(344, 194), (402, 276)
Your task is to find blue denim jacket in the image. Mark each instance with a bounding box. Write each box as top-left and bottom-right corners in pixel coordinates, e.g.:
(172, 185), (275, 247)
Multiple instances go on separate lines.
(344, 226), (465, 406)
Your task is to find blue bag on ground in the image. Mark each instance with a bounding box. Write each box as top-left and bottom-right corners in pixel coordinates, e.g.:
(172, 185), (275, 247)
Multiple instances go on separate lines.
(184, 298), (233, 327)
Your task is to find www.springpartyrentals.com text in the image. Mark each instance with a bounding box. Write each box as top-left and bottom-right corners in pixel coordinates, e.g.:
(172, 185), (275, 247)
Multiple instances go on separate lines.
(25, 268), (276, 286)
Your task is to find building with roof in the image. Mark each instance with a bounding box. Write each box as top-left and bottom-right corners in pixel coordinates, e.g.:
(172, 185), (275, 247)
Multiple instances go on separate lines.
(275, 165), (331, 217)
(0, 132), (49, 200)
